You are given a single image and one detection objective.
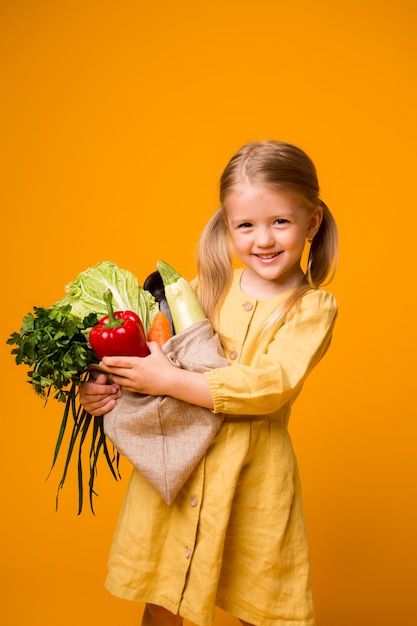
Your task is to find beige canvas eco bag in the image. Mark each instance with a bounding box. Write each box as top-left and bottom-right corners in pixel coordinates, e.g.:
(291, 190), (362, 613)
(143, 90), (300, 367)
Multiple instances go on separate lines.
(103, 319), (229, 504)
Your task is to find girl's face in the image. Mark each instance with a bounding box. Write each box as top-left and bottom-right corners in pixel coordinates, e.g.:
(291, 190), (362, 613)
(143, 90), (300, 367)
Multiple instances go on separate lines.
(225, 183), (322, 298)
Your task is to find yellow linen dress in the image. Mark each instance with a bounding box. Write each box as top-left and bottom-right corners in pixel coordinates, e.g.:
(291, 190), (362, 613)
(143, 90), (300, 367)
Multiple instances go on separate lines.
(105, 269), (338, 626)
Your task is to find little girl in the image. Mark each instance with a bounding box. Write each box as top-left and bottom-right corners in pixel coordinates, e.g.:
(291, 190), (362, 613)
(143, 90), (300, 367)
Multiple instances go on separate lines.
(80, 140), (338, 626)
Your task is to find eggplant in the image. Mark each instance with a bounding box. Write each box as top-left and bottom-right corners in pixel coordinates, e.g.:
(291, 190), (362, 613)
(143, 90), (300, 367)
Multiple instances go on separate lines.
(143, 270), (175, 335)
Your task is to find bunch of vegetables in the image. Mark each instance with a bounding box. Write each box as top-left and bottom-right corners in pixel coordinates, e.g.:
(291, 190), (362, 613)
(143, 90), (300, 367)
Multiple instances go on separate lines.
(7, 259), (205, 513)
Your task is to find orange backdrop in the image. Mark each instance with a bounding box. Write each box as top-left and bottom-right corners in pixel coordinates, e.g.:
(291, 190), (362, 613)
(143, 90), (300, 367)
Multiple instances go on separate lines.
(1, 1), (416, 625)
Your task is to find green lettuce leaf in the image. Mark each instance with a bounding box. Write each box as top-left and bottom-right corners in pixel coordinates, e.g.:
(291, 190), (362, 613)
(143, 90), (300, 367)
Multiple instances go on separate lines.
(55, 260), (158, 331)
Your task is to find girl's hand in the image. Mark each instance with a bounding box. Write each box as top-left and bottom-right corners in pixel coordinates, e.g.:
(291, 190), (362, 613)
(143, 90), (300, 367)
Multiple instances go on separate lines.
(98, 342), (214, 409)
(79, 372), (122, 416)
(98, 342), (176, 396)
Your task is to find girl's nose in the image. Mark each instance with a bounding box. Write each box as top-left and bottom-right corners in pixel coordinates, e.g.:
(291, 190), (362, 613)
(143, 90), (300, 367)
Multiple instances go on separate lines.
(255, 227), (275, 247)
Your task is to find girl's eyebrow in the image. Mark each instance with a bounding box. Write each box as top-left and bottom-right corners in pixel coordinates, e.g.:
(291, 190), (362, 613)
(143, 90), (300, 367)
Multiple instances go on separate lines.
(229, 211), (298, 224)
(227, 216), (253, 226)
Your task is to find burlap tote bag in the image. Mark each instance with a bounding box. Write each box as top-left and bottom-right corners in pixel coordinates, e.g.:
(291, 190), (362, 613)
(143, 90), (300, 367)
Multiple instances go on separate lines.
(103, 319), (229, 505)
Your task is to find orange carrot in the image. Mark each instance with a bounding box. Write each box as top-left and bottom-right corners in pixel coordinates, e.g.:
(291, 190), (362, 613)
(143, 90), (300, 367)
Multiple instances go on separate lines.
(147, 311), (173, 345)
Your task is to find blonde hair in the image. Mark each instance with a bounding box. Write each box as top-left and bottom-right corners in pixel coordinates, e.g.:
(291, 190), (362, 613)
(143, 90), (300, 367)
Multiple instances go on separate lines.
(198, 141), (338, 327)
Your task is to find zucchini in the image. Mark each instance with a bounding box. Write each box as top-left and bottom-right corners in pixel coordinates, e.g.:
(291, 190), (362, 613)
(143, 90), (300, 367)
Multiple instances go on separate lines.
(156, 260), (206, 334)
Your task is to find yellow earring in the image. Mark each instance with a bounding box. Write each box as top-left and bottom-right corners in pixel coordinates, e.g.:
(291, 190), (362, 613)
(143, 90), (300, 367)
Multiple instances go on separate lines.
(307, 237), (313, 244)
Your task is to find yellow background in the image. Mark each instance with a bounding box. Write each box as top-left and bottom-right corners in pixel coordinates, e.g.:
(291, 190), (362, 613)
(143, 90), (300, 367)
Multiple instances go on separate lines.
(1, 1), (416, 625)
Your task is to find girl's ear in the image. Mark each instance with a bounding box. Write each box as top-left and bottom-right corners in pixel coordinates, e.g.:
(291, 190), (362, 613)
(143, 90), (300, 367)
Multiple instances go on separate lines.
(307, 207), (323, 239)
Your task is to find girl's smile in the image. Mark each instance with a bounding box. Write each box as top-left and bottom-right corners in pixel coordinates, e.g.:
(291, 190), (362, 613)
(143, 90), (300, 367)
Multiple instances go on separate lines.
(225, 183), (322, 298)
(254, 253), (282, 261)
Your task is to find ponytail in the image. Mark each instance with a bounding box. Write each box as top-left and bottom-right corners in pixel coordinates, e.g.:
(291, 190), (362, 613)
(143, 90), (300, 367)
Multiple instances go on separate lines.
(197, 208), (233, 323)
(307, 201), (338, 288)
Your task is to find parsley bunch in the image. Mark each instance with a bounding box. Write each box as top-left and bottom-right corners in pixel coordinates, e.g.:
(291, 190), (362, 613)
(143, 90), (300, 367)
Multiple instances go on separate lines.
(7, 304), (121, 514)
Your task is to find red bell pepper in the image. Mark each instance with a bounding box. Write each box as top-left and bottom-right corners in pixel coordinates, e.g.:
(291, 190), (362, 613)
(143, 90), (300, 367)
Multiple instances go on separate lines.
(89, 289), (150, 359)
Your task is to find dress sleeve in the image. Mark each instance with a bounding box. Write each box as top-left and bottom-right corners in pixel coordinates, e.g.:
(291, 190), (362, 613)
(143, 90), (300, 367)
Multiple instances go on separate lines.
(204, 290), (338, 416)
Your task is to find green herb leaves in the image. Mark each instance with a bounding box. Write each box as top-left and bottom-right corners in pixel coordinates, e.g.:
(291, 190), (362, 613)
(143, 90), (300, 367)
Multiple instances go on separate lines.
(8, 305), (99, 399)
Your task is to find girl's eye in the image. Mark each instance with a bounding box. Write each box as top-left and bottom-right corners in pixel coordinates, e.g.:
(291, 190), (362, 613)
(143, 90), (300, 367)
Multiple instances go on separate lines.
(275, 218), (289, 225)
(238, 222), (253, 229)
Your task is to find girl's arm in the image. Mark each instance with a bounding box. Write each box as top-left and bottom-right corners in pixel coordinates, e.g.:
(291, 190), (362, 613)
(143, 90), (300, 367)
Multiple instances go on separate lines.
(81, 291), (337, 417)
(95, 341), (214, 409)
(205, 290), (338, 416)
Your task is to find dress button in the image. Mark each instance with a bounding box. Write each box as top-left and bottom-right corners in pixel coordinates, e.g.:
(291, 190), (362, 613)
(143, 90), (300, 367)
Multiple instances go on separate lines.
(190, 495), (198, 507)
(185, 548), (191, 559)
(229, 350), (238, 360)
(242, 301), (253, 311)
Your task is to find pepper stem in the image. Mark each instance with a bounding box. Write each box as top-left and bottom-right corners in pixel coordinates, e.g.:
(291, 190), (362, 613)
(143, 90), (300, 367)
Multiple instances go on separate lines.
(103, 290), (124, 328)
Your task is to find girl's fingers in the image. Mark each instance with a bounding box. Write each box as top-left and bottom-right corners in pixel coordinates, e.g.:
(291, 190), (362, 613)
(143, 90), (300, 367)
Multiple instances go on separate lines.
(81, 380), (120, 398)
(79, 376), (122, 416)
(93, 398), (117, 416)
(81, 396), (119, 416)
(100, 356), (138, 368)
